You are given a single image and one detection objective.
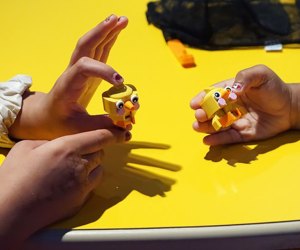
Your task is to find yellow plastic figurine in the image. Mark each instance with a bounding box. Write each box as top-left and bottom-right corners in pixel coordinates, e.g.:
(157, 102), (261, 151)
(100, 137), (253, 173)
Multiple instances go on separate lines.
(102, 84), (139, 129)
(200, 86), (245, 131)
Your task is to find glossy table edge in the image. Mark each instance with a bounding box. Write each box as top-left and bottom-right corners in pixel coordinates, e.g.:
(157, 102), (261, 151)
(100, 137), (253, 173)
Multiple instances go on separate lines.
(24, 221), (300, 249)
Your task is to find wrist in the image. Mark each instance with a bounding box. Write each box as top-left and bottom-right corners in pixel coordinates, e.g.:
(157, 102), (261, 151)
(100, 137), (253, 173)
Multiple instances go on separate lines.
(289, 84), (300, 130)
(9, 91), (50, 140)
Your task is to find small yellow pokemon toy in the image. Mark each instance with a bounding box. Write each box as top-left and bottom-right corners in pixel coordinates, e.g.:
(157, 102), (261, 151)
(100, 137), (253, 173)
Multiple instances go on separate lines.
(201, 86), (245, 131)
(102, 84), (139, 129)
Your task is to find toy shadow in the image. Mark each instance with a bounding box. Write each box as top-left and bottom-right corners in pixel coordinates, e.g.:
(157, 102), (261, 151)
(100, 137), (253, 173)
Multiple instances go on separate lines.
(56, 141), (181, 228)
(204, 130), (300, 167)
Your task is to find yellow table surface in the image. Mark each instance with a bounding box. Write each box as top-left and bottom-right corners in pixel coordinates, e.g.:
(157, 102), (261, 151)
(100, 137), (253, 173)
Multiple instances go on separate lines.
(1, 0), (300, 231)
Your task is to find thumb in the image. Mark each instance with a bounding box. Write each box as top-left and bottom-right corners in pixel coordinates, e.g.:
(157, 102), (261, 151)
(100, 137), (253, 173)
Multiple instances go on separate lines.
(231, 64), (277, 94)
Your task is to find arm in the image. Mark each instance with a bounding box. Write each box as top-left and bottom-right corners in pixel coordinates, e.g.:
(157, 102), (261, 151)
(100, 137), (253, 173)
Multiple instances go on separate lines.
(8, 14), (129, 141)
(289, 83), (300, 130)
(0, 128), (130, 249)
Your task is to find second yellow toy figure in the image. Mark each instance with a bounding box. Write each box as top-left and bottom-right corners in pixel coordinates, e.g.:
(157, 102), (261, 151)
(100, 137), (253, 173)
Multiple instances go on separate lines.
(102, 84), (139, 129)
(201, 86), (245, 131)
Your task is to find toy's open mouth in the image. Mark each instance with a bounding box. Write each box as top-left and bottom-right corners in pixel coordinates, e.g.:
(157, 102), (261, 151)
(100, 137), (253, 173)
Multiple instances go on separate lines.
(125, 114), (131, 121)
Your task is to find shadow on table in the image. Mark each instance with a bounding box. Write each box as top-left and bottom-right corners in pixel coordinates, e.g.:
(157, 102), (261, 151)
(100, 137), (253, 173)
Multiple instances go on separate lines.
(204, 130), (300, 167)
(55, 141), (181, 228)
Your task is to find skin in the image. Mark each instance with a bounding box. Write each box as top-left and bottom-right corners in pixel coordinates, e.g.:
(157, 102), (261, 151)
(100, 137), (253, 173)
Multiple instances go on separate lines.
(190, 64), (300, 146)
(0, 15), (131, 249)
(0, 128), (130, 249)
(8, 14), (129, 140)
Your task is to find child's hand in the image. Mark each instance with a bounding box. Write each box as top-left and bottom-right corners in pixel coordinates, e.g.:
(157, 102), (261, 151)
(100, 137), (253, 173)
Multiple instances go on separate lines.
(0, 127), (130, 248)
(190, 65), (295, 145)
(8, 14), (129, 140)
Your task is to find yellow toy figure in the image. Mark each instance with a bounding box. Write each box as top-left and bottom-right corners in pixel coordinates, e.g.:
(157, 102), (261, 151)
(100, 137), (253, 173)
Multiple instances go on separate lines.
(102, 84), (139, 129)
(200, 86), (245, 131)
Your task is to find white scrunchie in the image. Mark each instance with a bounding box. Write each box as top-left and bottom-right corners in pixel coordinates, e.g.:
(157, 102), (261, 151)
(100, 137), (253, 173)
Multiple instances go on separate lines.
(0, 75), (32, 148)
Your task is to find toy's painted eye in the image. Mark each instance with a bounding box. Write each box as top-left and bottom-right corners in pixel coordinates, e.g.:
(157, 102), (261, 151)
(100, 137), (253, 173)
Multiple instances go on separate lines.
(214, 91), (221, 100)
(131, 95), (139, 103)
(116, 100), (124, 110)
(225, 86), (232, 92)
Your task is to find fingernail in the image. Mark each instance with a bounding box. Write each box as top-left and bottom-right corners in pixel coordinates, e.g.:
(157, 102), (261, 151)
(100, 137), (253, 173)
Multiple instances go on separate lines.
(105, 14), (114, 22)
(232, 82), (243, 91)
(125, 131), (132, 141)
(113, 73), (124, 85)
(190, 99), (198, 108)
(118, 16), (125, 22)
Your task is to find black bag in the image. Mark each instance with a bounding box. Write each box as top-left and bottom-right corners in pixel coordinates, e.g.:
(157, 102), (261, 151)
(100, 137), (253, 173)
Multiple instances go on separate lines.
(146, 0), (300, 50)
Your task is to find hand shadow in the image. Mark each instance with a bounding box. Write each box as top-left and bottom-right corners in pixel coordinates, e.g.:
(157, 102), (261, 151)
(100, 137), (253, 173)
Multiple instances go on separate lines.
(56, 141), (181, 228)
(204, 130), (300, 167)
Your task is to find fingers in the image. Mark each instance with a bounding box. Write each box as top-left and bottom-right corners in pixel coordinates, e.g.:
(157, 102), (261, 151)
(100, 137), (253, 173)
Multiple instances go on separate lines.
(77, 148), (104, 189)
(68, 113), (119, 132)
(95, 16), (128, 62)
(52, 57), (124, 102)
(232, 64), (277, 94)
(4, 140), (48, 164)
(192, 116), (243, 145)
(203, 129), (243, 146)
(87, 166), (103, 189)
(69, 113), (133, 132)
(190, 78), (234, 110)
(82, 150), (104, 175)
(192, 120), (216, 134)
(11, 140), (48, 152)
(71, 56), (124, 86)
(190, 91), (206, 110)
(69, 14), (128, 66)
(196, 117), (253, 145)
(53, 128), (130, 155)
(190, 78), (234, 130)
(95, 31), (120, 62)
(194, 108), (208, 122)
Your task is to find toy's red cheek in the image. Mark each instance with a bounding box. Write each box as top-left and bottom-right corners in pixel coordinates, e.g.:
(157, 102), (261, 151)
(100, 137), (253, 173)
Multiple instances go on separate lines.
(229, 92), (237, 100)
(218, 98), (226, 107)
(117, 109), (125, 115)
(134, 103), (140, 110)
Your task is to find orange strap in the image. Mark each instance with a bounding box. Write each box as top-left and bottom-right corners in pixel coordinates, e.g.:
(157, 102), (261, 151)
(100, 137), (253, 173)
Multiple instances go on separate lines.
(167, 39), (196, 68)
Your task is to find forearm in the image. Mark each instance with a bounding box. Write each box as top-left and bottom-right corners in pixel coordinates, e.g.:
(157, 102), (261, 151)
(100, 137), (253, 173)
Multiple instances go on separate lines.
(0, 189), (26, 248)
(288, 83), (300, 130)
(0, 170), (40, 248)
(0, 193), (51, 250)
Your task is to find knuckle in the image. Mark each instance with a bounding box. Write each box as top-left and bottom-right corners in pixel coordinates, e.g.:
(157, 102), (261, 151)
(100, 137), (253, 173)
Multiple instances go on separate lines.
(76, 37), (86, 50)
(94, 129), (113, 145)
(95, 151), (104, 165)
(99, 149), (105, 159)
(51, 139), (74, 157)
(75, 56), (91, 73)
(15, 140), (30, 147)
(255, 64), (268, 70)
(13, 140), (33, 150)
(237, 68), (247, 78)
